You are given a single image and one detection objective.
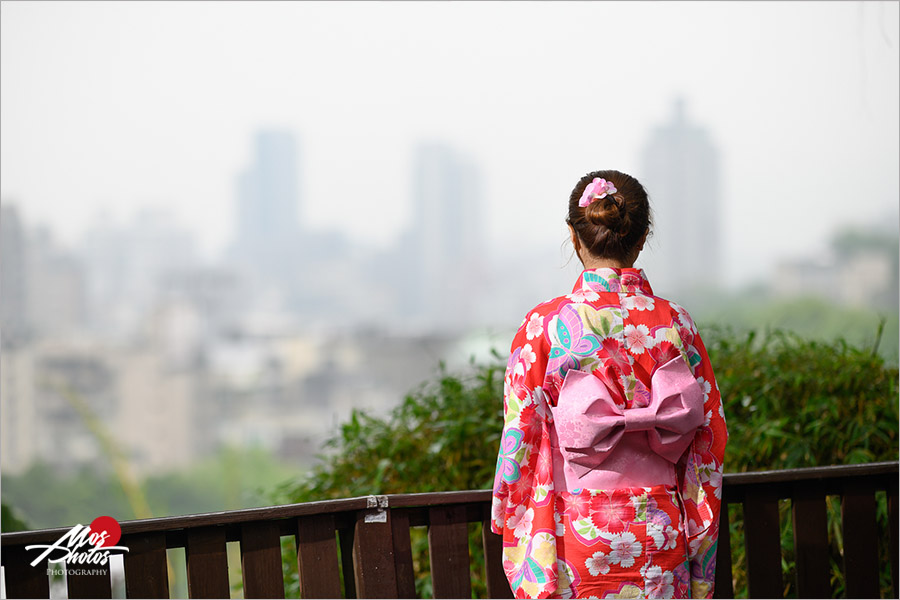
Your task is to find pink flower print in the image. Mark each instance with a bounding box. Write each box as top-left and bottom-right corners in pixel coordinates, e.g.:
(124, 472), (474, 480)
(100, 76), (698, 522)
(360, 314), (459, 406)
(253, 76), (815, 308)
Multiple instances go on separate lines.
(608, 531), (642, 568)
(642, 564), (675, 599)
(693, 425), (718, 467)
(585, 550), (611, 576)
(672, 303), (697, 335)
(624, 324), (653, 355)
(561, 493), (592, 522)
(600, 337), (632, 373)
(534, 446), (553, 483)
(491, 499), (506, 529)
(507, 364), (529, 400)
(708, 468), (724, 499)
(510, 506), (534, 539)
(622, 294), (655, 312)
(525, 313), (544, 340)
(649, 340), (680, 366)
(620, 270), (642, 290)
(520, 344), (537, 369)
(567, 288), (600, 303)
(697, 376), (712, 403)
(543, 375), (563, 407)
(590, 491), (635, 534)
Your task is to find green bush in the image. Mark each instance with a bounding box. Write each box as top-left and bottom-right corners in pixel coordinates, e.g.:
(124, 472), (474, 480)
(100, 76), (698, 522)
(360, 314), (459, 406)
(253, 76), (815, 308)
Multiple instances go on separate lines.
(275, 328), (898, 598)
(709, 327), (898, 471)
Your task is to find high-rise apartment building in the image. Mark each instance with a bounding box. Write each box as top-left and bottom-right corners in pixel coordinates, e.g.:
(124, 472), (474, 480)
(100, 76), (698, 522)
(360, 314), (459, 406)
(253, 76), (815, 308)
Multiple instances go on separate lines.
(639, 99), (721, 299)
(405, 142), (485, 329)
(232, 130), (302, 282)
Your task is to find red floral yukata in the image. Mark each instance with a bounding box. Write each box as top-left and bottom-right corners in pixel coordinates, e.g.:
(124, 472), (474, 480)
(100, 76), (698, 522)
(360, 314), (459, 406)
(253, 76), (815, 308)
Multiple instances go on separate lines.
(491, 268), (727, 599)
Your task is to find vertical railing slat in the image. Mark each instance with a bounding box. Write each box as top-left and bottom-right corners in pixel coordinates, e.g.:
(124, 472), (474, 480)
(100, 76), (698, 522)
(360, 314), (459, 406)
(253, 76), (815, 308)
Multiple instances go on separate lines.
(428, 505), (471, 599)
(1, 546), (50, 599)
(713, 499), (734, 599)
(791, 489), (830, 598)
(352, 505), (398, 597)
(240, 521), (284, 599)
(743, 487), (783, 598)
(338, 525), (357, 599)
(841, 484), (879, 599)
(296, 514), (342, 599)
(389, 509), (416, 598)
(66, 562), (112, 599)
(185, 526), (230, 599)
(122, 532), (170, 599)
(481, 510), (513, 599)
(889, 481), (899, 600)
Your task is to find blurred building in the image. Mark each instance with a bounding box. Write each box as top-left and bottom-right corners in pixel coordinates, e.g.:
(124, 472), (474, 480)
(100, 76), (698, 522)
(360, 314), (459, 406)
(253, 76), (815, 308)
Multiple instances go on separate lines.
(1, 204), (28, 346)
(26, 227), (86, 339)
(639, 98), (722, 300)
(80, 209), (198, 339)
(1, 204), (86, 343)
(230, 130), (303, 285)
(400, 141), (486, 331)
(774, 224), (899, 309)
(0, 340), (195, 476)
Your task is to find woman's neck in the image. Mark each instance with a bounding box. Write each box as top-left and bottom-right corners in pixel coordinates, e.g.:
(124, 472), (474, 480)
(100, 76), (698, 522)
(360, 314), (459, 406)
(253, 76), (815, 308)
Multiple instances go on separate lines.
(579, 252), (634, 270)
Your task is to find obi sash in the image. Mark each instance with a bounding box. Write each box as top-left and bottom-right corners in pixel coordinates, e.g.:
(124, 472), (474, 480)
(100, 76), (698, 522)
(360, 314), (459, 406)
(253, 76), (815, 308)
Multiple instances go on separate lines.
(550, 356), (705, 492)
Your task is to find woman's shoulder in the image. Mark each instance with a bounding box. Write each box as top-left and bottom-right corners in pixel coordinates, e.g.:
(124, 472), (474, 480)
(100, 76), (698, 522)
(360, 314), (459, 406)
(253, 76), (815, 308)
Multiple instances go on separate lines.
(512, 293), (577, 341)
(521, 293), (573, 319)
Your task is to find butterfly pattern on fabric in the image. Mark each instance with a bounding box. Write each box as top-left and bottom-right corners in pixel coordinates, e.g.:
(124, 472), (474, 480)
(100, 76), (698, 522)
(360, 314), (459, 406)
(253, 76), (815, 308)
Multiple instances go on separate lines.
(546, 303), (602, 378)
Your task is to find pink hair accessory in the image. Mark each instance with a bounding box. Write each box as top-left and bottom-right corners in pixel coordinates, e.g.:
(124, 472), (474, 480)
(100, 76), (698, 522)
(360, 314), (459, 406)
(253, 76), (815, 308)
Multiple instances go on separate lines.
(578, 178), (618, 207)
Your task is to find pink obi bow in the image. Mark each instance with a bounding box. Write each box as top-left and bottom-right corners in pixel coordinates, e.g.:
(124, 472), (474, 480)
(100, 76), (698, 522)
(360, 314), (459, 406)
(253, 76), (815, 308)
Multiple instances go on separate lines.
(552, 356), (704, 479)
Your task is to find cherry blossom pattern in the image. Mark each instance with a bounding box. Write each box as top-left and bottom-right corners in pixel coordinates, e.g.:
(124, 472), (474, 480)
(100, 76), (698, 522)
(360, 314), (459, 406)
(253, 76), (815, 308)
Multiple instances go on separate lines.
(623, 323), (653, 355)
(526, 313), (544, 340)
(509, 506), (535, 539)
(642, 563), (676, 599)
(608, 531), (643, 568)
(585, 550), (611, 576)
(567, 287), (601, 303)
(622, 294), (656, 312)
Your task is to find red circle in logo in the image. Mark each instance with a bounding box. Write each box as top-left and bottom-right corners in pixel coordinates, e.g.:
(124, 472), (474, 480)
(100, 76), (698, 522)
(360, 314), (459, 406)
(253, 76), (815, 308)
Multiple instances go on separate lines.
(90, 516), (121, 547)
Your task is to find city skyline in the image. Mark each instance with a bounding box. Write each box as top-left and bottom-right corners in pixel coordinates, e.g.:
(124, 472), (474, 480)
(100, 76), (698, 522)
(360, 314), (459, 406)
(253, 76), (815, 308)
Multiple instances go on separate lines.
(2, 2), (898, 292)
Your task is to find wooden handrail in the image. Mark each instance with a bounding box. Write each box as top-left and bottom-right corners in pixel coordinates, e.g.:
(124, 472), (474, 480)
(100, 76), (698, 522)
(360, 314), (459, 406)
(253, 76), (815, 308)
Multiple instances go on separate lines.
(2, 462), (897, 598)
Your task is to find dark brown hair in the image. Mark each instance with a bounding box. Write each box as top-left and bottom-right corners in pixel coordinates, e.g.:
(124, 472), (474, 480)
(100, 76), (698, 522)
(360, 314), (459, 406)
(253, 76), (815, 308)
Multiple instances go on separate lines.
(566, 169), (652, 264)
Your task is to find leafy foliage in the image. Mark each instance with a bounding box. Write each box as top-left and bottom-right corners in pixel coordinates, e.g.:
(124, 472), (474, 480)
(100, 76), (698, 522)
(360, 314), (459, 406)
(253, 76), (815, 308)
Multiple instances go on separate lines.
(1, 501), (29, 533)
(273, 358), (504, 504)
(708, 327), (898, 471)
(275, 328), (898, 598)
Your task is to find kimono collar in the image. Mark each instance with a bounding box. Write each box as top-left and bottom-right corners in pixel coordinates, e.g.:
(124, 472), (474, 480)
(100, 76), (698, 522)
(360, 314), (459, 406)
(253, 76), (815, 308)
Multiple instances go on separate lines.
(572, 267), (654, 295)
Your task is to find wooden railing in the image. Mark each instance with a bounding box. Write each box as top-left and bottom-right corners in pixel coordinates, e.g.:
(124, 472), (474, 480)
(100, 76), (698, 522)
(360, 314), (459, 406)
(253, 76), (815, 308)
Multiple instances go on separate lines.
(2, 462), (897, 599)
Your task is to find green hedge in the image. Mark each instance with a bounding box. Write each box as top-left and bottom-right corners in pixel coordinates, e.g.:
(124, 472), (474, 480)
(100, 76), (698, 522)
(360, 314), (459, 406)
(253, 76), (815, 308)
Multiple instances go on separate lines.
(275, 328), (898, 597)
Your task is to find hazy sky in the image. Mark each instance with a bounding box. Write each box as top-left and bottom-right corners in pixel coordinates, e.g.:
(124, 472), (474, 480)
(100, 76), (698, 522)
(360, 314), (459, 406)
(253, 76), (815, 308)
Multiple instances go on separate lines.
(2, 1), (898, 288)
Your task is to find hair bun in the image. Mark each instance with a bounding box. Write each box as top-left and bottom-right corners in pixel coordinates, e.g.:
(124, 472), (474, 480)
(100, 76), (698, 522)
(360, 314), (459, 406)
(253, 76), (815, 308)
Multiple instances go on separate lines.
(584, 195), (630, 235)
(567, 170), (651, 262)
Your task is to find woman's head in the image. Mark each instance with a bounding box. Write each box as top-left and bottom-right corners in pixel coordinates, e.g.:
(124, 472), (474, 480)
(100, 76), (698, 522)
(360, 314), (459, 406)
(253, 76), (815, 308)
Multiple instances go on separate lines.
(566, 169), (652, 266)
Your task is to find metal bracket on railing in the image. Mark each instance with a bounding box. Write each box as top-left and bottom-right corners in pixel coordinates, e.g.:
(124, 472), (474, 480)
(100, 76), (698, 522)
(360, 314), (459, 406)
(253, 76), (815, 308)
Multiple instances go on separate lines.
(364, 495), (389, 523)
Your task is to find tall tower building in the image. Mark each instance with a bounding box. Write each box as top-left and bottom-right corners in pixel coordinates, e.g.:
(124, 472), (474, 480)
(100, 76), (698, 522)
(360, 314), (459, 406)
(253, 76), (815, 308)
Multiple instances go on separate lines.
(232, 130), (302, 281)
(639, 99), (721, 299)
(406, 142), (484, 329)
